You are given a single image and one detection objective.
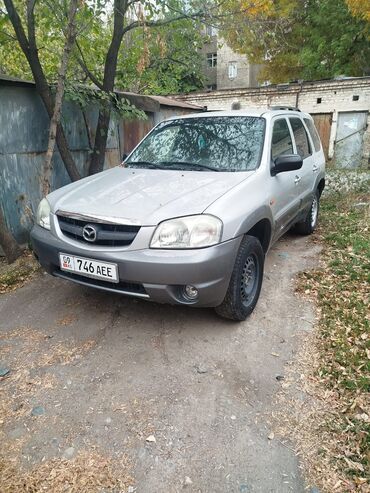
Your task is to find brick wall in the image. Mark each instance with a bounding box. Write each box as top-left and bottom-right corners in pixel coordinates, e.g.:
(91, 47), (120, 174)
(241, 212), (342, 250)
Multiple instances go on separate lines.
(176, 78), (370, 167)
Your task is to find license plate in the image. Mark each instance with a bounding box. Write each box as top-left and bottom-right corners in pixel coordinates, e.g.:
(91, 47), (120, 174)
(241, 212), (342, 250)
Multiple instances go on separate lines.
(59, 253), (119, 283)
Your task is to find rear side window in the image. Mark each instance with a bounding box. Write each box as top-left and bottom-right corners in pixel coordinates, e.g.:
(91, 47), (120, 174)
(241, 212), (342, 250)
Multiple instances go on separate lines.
(304, 118), (321, 152)
(271, 119), (293, 160)
(289, 118), (311, 159)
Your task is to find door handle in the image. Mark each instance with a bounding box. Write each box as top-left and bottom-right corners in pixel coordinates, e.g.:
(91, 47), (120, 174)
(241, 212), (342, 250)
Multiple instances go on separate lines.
(294, 175), (301, 184)
(312, 164), (319, 173)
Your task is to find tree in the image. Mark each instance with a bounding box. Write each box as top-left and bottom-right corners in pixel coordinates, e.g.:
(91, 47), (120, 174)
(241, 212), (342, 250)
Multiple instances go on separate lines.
(221, 0), (370, 83)
(3, 0), (82, 182)
(43, 0), (79, 196)
(346, 0), (370, 22)
(115, 17), (205, 95)
(1, 0), (217, 178)
(0, 208), (21, 264)
(80, 0), (215, 176)
(299, 0), (370, 81)
(1, 4), (205, 93)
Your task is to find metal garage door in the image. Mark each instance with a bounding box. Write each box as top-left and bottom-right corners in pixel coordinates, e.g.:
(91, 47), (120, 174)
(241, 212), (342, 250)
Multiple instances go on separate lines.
(334, 111), (368, 168)
(312, 113), (332, 161)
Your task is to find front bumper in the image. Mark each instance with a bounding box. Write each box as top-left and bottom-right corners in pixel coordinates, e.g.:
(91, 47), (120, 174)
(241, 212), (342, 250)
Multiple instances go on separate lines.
(30, 225), (241, 307)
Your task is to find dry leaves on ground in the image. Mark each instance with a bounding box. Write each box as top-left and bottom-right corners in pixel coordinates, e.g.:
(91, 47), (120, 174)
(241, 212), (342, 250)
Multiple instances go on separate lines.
(276, 183), (369, 492)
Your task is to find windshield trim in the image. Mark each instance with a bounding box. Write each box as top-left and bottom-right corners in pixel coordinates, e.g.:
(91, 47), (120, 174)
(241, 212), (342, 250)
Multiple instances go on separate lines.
(125, 115), (267, 172)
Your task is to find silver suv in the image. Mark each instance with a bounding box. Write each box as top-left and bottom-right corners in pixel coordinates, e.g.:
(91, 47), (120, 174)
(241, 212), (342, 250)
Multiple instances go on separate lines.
(31, 108), (325, 320)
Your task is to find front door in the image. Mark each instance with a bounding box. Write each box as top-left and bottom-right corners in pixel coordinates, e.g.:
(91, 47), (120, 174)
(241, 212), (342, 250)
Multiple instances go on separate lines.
(270, 117), (300, 241)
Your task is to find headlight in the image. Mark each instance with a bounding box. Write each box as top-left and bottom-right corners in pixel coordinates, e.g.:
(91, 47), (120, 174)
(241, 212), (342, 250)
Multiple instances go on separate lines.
(150, 215), (222, 249)
(36, 198), (51, 230)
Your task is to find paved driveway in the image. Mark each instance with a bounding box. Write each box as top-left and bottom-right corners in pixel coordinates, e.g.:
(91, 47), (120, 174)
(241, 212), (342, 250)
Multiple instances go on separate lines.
(0, 234), (319, 492)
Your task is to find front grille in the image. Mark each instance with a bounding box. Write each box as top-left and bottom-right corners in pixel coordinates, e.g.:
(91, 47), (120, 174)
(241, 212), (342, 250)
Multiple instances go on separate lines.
(54, 268), (148, 296)
(57, 215), (140, 247)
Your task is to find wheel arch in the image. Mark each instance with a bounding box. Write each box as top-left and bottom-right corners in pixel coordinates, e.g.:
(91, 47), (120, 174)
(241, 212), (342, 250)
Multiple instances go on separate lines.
(245, 218), (272, 253)
(231, 206), (273, 254)
(317, 177), (325, 196)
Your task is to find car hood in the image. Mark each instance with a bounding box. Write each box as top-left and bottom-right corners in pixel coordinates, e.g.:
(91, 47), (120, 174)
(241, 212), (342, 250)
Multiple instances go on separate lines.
(48, 167), (254, 225)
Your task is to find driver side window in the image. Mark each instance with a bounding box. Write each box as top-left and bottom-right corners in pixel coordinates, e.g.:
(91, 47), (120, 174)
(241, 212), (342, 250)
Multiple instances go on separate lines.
(271, 119), (293, 160)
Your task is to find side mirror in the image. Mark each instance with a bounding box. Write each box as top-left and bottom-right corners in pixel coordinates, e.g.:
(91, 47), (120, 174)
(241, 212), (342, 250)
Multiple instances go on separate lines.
(121, 153), (128, 162)
(271, 154), (303, 176)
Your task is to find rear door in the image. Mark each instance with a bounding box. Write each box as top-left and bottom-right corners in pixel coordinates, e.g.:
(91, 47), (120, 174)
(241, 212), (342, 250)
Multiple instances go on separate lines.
(288, 117), (314, 213)
(270, 117), (300, 239)
(304, 116), (326, 185)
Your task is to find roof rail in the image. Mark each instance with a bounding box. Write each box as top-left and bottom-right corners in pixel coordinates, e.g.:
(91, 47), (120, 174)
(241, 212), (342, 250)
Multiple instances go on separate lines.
(270, 106), (301, 112)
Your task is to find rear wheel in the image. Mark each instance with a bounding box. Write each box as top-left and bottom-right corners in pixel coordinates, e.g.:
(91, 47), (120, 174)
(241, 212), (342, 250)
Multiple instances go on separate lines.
(215, 235), (264, 321)
(295, 189), (320, 235)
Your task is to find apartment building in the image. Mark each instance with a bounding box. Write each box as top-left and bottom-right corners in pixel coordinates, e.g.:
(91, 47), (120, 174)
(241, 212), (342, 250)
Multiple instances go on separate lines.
(199, 28), (263, 91)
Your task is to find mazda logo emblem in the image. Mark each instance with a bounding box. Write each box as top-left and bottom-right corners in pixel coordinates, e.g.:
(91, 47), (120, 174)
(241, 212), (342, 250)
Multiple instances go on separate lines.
(82, 224), (97, 242)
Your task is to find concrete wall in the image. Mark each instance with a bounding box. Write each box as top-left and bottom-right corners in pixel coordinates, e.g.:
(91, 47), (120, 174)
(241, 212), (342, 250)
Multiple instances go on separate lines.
(176, 77), (370, 167)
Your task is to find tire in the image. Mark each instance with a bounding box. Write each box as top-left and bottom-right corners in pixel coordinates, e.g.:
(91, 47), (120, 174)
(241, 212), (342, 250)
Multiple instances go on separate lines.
(294, 189), (320, 235)
(215, 235), (264, 321)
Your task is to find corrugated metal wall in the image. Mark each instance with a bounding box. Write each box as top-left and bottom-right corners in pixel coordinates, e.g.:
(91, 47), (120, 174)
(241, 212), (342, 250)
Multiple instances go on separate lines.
(0, 85), (120, 243)
(0, 84), (201, 244)
(0, 84), (121, 243)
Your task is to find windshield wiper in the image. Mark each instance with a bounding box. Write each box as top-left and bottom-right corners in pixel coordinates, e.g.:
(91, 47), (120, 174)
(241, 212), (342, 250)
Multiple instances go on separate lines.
(159, 161), (220, 172)
(126, 161), (166, 170)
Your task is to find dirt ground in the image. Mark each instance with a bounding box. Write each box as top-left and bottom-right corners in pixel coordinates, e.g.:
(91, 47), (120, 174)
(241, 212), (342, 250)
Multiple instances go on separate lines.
(0, 233), (321, 493)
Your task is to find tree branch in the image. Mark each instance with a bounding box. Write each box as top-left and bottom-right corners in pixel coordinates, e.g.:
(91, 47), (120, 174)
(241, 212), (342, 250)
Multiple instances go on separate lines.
(75, 40), (104, 89)
(26, 0), (37, 50)
(121, 10), (205, 35)
(3, 0), (30, 55)
(0, 29), (17, 41)
(43, 0), (79, 196)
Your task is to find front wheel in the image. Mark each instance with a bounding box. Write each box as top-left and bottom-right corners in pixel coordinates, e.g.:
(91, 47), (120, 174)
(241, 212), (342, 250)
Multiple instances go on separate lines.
(294, 189), (320, 235)
(215, 235), (264, 321)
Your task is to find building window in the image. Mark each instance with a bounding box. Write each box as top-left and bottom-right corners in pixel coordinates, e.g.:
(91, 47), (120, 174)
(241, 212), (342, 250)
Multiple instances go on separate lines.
(207, 53), (217, 68)
(353, 95), (359, 101)
(228, 61), (237, 79)
(317, 97), (322, 104)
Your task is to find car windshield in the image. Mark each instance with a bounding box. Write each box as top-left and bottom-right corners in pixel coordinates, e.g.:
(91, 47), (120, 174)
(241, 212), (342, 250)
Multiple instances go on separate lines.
(126, 116), (265, 172)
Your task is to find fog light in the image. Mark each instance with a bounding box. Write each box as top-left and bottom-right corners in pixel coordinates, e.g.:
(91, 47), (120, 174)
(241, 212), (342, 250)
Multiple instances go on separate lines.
(184, 285), (198, 300)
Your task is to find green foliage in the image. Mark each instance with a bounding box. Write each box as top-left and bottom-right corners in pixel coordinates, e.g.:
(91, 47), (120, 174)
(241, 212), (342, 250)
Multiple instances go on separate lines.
(116, 18), (205, 94)
(0, 0), (205, 94)
(64, 83), (147, 120)
(221, 0), (370, 83)
(0, 0), (66, 80)
(299, 0), (370, 80)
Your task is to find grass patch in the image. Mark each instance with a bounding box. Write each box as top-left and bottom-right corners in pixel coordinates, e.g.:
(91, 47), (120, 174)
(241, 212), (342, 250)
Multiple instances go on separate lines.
(297, 175), (369, 488)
